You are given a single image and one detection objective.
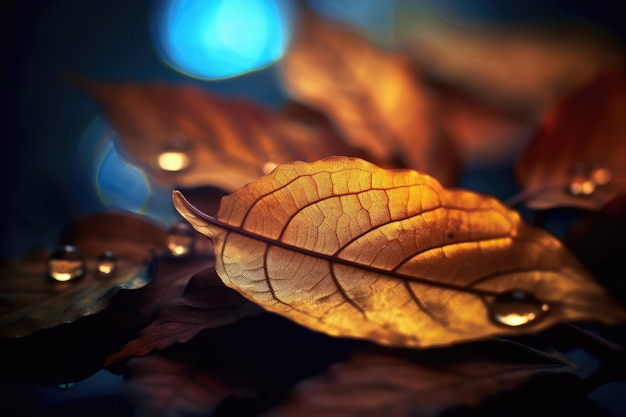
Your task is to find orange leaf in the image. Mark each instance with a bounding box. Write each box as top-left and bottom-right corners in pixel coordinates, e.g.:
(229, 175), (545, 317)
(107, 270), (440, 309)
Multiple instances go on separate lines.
(514, 66), (626, 210)
(75, 78), (365, 192)
(279, 9), (460, 185)
(173, 157), (626, 349)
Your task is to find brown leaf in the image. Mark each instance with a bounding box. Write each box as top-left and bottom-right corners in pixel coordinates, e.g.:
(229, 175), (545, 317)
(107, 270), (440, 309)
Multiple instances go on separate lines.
(172, 156), (626, 349)
(279, 9), (460, 185)
(0, 252), (154, 338)
(395, 13), (624, 112)
(74, 77), (365, 192)
(514, 66), (626, 210)
(426, 79), (539, 166)
(105, 267), (263, 365)
(59, 210), (168, 263)
(125, 354), (248, 417)
(262, 339), (578, 417)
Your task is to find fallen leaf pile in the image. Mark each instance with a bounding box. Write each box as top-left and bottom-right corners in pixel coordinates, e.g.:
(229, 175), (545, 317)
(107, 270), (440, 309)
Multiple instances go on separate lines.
(2, 4), (626, 417)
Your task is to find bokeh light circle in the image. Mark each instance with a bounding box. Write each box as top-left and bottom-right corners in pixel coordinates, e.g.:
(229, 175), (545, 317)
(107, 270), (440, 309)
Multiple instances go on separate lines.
(95, 140), (151, 212)
(150, 0), (295, 80)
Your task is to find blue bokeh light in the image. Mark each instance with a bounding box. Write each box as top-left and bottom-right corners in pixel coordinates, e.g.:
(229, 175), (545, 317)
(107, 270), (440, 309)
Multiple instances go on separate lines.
(151, 0), (295, 80)
(72, 116), (179, 226)
(95, 140), (150, 212)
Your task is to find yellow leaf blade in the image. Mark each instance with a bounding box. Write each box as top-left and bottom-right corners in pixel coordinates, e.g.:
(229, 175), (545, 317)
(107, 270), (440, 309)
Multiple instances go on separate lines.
(173, 157), (626, 348)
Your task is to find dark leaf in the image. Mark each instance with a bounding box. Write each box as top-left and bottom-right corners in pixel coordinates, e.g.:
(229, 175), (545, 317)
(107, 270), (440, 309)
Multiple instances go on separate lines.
(564, 192), (626, 306)
(0, 251), (153, 339)
(125, 354), (249, 417)
(105, 267), (263, 365)
(122, 313), (360, 417)
(514, 66), (626, 210)
(262, 338), (578, 417)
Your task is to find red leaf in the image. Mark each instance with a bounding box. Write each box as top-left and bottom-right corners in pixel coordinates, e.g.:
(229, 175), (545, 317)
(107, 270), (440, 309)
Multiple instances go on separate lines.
(73, 77), (367, 192)
(514, 66), (626, 210)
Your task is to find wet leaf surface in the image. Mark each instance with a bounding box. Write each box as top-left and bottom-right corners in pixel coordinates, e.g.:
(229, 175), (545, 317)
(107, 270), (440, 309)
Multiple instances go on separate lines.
(0, 253), (154, 339)
(514, 66), (626, 210)
(279, 8), (460, 185)
(75, 77), (367, 193)
(173, 156), (626, 349)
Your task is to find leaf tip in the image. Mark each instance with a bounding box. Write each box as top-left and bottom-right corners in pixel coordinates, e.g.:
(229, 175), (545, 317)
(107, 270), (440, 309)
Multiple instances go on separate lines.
(171, 190), (219, 239)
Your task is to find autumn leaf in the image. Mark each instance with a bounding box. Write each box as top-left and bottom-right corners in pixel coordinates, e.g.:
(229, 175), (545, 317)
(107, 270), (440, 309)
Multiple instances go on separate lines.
(514, 66), (626, 210)
(279, 8), (460, 185)
(262, 339), (578, 417)
(0, 250), (154, 339)
(172, 156), (626, 349)
(395, 10), (623, 112)
(75, 77), (366, 192)
(121, 311), (361, 417)
(58, 210), (168, 263)
(105, 266), (263, 365)
(125, 354), (249, 417)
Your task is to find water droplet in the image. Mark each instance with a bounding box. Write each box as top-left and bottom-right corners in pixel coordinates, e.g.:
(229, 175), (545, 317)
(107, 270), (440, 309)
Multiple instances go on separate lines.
(167, 221), (196, 257)
(591, 167), (612, 186)
(569, 175), (595, 196)
(97, 250), (117, 276)
(47, 245), (86, 282)
(57, 382), (75, 390)
(263, 162), (278, 174)
(157, 150), (191, 172)
(488, 290), (550, 327)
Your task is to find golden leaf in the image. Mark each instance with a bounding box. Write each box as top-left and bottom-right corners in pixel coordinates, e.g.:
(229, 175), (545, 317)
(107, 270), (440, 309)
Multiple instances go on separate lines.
(173, 157), (625, 348)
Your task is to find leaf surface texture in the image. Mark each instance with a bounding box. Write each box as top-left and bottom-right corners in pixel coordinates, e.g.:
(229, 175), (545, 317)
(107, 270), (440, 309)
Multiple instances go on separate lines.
(173, 157), (626, 348)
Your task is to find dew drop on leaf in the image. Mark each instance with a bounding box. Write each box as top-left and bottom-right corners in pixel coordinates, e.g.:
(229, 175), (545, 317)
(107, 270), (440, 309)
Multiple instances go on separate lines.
(97, 250), (117, 277)
(47, 245), (86, 282)
(591, 167), (612, 186)
(166, 221), (196, 257)
(569, 173), (596, 196)
(263, 161), (278, 174)
(488, 290), (550, 327)
(567, 163), (613, 196)
(156, 149), (192, 172)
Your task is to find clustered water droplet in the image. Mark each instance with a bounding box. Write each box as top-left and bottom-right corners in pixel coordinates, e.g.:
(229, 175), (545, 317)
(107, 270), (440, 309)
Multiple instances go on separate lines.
(488, 290), (550, 327)
(167, 221), (196, 257)
(568, 163), (612, 196)
(97, 250), (117, 277)
(47, 245), (86, 282)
